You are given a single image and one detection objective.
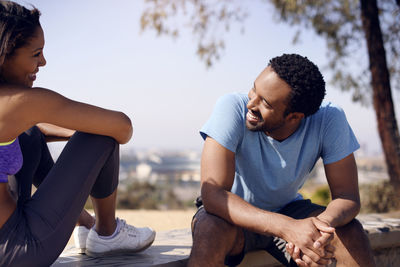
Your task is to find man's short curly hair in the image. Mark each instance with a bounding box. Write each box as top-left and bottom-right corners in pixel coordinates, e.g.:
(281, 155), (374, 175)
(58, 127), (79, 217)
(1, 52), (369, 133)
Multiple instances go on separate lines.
(269, 54), (325, 117)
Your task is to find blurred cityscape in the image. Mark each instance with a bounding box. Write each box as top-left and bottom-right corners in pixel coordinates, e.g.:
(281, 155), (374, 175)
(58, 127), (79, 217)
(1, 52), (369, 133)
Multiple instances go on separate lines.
(118, 149), (201, 207)
(119, 142), (388, 184)
(49, 142), (389, 209)
(117, 144), (388, 207)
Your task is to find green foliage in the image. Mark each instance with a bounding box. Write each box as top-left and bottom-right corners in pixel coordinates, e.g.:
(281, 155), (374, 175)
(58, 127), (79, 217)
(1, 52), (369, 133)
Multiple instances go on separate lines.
(141, 0), (247, 67)
(360, 180), (400, 213)
(299, 180), (400, 213)
(141, 0), (400, 101)
(310, 186), (331, 207)
(117, 181), (158, 209)
(271, 0), (400, 104)
(83, 181), (195, 210)
(117, 181), (186, 210)
(271, 0), (366, 103)
(140, 0), (400, 198)
(300, 185), (331, 207)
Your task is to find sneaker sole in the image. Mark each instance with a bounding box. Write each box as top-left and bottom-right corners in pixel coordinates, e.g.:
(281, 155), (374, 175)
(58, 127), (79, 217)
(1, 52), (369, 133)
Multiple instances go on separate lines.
(85, 232), (156, 257)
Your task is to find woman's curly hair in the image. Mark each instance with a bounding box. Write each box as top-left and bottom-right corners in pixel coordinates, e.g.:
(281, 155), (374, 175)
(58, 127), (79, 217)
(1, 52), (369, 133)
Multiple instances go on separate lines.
(269, 54), (326, 117)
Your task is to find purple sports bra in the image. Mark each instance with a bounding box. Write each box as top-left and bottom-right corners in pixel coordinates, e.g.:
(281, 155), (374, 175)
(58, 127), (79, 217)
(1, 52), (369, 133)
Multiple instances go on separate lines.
(0, 138), (23, 183)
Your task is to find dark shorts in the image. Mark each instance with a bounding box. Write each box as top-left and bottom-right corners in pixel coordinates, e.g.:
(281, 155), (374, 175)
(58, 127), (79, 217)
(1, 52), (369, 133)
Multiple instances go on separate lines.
(192, 197), (325, 267)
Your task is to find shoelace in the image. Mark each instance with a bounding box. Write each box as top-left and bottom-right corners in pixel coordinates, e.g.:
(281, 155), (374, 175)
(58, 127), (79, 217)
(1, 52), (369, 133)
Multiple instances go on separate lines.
(119, 219), (138, 238)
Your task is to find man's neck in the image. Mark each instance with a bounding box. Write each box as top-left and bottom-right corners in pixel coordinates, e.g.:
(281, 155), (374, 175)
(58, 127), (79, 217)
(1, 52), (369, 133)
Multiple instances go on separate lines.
(265, 119), (303, 142)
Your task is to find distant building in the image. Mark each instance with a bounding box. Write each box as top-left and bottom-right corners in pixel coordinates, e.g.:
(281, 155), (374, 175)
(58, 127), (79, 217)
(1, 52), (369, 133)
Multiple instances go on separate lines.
(120, 149), (388, 187)
(120, 150), (201, 184)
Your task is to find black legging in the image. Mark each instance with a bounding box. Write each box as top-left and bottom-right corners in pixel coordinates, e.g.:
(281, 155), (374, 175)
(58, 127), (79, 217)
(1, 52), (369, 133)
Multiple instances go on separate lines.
(0, 127), (119, 266)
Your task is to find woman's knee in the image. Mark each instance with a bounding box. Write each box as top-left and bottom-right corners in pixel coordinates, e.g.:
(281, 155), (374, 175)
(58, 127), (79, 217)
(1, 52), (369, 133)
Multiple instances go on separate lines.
(72, 131), (116, 145)
(18, 126), (45, 151)
(71, 132), (119, 157)
(72, 132), (120, 198)
(23, 125), (43, 138)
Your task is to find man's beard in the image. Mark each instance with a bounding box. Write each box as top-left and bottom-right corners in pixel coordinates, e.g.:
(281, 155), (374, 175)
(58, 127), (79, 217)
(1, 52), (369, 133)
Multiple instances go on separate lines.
(245, 111), (285, 134)
(246, 121), (270, 132)
(245, 110), (268, 132)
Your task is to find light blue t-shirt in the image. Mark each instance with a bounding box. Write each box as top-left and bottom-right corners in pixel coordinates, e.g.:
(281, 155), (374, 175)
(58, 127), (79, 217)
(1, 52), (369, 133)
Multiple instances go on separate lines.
(200, 93), (359, 212)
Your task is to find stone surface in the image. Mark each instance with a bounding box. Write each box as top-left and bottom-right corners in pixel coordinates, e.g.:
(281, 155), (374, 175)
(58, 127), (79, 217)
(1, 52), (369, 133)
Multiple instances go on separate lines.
(53, 214), (400, 267)
(52, 229), (191, 267)
(358, 214), (400, 250)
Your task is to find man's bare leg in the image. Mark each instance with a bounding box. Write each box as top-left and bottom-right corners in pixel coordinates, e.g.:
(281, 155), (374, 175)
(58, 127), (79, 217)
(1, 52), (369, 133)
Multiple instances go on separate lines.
(305, 210), (375, 267)
(188, 208), (244, 267)
(333, 219), (375, 267)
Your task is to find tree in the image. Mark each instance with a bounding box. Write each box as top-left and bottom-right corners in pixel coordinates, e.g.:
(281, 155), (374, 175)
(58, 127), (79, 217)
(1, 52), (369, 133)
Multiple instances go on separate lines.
(140, 0), (247, 67)
(270, 0), (400, 195)
(141, 0), (400, 194)
(359, 0), (400, 192)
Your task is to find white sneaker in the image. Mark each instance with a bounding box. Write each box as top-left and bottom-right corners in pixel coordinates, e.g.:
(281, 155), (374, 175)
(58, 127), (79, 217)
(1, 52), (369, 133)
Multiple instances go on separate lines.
(85, 218), (156, 257)
(73, 225), (90, 254)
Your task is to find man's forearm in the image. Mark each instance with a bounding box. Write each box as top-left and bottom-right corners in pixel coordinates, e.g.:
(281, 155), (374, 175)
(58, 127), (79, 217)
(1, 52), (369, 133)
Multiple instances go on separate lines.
(321, 153), (361, 228)
(317, 198), (360, 228)
(201, 183), (293, 238)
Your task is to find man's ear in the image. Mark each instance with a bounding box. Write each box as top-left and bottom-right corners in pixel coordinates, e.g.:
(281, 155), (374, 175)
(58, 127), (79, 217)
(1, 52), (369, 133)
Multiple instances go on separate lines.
(286, 112), (305, 123)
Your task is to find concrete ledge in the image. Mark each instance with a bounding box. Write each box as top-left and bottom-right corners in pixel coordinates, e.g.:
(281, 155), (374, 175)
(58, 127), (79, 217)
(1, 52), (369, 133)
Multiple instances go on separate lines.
(53, 214), (400, 267)
(358, 214), (400, 249)
(358, 214), (400, 267)
(53, 229), (191, 267)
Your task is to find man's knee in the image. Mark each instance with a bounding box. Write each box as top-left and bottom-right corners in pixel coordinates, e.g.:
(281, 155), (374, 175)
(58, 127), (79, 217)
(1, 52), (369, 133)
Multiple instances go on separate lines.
(192, 208), (238, 239)
(332, 219), (375, 266)
(331, 218), (365, 248)
(336, 218), (366, 238)
(191, 208), (245, 262)
(192, 208), (244, 251)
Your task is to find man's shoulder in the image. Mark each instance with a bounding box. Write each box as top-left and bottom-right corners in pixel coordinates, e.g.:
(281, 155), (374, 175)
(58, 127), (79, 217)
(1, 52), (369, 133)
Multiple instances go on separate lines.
(314, 101), (346, 119)
(211, 92), (249, 117)
(200, 92), (248, 152)
(216, 92), (248, 106)
(320, 101), (342, 109)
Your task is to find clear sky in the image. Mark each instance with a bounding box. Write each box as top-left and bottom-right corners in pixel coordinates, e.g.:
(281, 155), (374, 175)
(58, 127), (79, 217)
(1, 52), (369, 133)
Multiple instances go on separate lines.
(16, 0), (399, 155)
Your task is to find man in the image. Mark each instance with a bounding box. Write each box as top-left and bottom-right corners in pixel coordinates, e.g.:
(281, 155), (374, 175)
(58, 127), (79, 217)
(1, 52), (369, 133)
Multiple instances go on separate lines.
(189, 54), (375, 267)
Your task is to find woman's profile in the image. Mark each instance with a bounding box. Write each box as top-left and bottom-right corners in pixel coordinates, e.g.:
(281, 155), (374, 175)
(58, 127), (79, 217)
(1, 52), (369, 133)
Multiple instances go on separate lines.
(0, 1), (155, 266)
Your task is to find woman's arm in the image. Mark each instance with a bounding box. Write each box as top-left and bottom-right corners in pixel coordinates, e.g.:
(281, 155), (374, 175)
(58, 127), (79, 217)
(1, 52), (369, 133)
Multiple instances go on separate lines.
(0, 86), (133, 144)
(36, 123), (75, 142)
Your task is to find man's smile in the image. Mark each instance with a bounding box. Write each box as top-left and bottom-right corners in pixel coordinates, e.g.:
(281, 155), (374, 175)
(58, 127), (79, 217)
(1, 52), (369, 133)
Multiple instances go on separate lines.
(246, 110), (261, 124)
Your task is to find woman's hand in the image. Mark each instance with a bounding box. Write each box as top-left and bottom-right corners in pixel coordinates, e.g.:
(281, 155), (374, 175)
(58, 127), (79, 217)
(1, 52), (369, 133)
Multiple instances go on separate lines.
(36, 123), (75, 142)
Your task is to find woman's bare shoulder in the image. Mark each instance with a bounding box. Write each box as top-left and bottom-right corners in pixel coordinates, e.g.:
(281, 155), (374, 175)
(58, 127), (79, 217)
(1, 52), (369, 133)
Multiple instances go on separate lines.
(0, 86), (61, 107)
(0, 85), (56, 96)
(0, 85), (62, 141)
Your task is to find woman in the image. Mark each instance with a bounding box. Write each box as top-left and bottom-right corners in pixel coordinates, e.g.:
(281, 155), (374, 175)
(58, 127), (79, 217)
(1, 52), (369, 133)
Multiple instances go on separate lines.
(0, 1), (155, 266)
